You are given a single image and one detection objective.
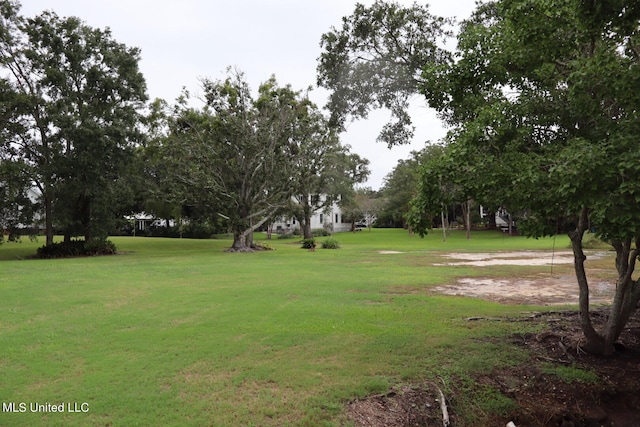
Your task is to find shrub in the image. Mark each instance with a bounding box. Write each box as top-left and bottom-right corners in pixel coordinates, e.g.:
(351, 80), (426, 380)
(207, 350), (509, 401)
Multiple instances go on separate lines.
(84, 239), (118, 255)
(36, 239), (117, 258)
(37, 240), (85, 258)
(147, 225), (180, 238)
(321, 237), (340, 249)
(301, 238), (316, 249)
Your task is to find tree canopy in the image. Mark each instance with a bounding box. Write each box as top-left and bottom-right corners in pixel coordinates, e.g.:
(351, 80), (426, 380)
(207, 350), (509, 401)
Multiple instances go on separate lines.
(0, 3), (373, 255)
(321, 0), (640, 355)
(288, 105), (370, 239)
(0, 1), (147, 245)
(154, 70), (367, 251)
(378, 146), (437, 229)
(317, 0), (452, 147)
(416, 0), (640, 355)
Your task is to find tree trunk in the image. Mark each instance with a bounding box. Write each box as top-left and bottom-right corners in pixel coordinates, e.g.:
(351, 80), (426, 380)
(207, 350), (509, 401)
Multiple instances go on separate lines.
(302, 200), (313, 239)
(228, 212), (274, 252)
(81, 195), (92, 242)
(569, 228), (605, 354)
(573, 238), (640, 356)
(488, 210), (496, 229)
(568, 208), (609, 355)
(245, 229), (254, 248)
(230, 229), (252, 252)
(302, 219), (312, 240)
(570, 221), (640, 355)
(604, 239), (640, 352)
(231, 232), (246, 250)
(462, 199), (472, 240)
(44, 192), (54, 247)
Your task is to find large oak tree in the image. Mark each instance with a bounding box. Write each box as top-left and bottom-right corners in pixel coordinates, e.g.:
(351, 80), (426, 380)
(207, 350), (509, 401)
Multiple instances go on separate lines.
(162, 71), (312, 251)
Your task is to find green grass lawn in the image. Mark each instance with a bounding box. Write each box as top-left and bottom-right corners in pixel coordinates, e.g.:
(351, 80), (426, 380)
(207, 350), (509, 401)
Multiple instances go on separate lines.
(0, 229), (575, 426)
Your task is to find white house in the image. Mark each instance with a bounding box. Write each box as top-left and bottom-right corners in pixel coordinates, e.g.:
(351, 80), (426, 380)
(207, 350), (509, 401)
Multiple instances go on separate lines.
(271, 197), (352, 234)
(480, 206), (516, 232)
(124, 212), (178, 235)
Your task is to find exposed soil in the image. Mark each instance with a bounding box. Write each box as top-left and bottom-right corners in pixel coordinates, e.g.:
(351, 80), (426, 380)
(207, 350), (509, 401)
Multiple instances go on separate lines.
(346, 385), (445, 427)
(434, 275), (615, 306)
(345, 251), (640, 427)
(346, 310), (640, 427)
(433, 251), (612, 306)
(433, 251), (583, 267)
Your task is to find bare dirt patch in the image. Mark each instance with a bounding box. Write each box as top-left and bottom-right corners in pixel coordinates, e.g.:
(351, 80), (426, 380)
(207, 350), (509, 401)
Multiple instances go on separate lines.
(434, 275), (615, 306)
(345, 310), (640, 427)
(489, 310), (640, 427)
(432, 251), (613, 306)
(434, 251), (604, 267)
(345, 251), (639, 426)
(346, 385), (444, 427)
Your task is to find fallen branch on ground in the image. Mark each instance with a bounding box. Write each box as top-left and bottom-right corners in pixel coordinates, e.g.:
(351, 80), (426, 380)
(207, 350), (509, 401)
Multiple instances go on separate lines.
(436, 386), (450, 427)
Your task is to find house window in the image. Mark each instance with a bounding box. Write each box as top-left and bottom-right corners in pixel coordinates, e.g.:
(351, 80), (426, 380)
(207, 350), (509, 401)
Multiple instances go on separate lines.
(335, 213), (339, 223)
(319, 214), (324, 224)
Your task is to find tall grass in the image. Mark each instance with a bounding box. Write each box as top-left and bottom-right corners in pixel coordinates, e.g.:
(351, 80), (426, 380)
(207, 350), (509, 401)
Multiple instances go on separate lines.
(0, 230), (576, 426)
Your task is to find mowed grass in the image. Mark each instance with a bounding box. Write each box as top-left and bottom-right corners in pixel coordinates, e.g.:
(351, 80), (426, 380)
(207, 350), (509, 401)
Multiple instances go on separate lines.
(1, 229), (573, 426)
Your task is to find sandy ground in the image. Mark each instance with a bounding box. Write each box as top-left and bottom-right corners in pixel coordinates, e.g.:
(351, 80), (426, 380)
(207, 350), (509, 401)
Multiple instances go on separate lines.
(434, 276), (615, 305)
(431, 251), (614, 305)
(435, 250), (578, 266)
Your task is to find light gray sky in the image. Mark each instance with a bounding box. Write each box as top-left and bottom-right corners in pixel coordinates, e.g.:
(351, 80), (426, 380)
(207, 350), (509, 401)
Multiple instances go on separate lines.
(21, 0), (478, 189)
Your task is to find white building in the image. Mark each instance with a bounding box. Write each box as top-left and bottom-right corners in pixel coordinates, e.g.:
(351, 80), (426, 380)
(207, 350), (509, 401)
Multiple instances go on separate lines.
(271, 197), (352, 234)
(124, 212), (177, 235)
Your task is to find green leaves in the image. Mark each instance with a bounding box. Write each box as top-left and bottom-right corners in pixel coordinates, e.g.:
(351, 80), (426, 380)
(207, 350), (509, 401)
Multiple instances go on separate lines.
(416, 0), (640, 244)
(0, 4), (147, 243)
(317, 0), (452, 146)
(161, 70), (362, 250)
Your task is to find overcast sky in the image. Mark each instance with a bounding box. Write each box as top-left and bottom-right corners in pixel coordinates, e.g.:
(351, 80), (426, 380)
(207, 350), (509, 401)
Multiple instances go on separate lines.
(21, 0), (478, 189)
